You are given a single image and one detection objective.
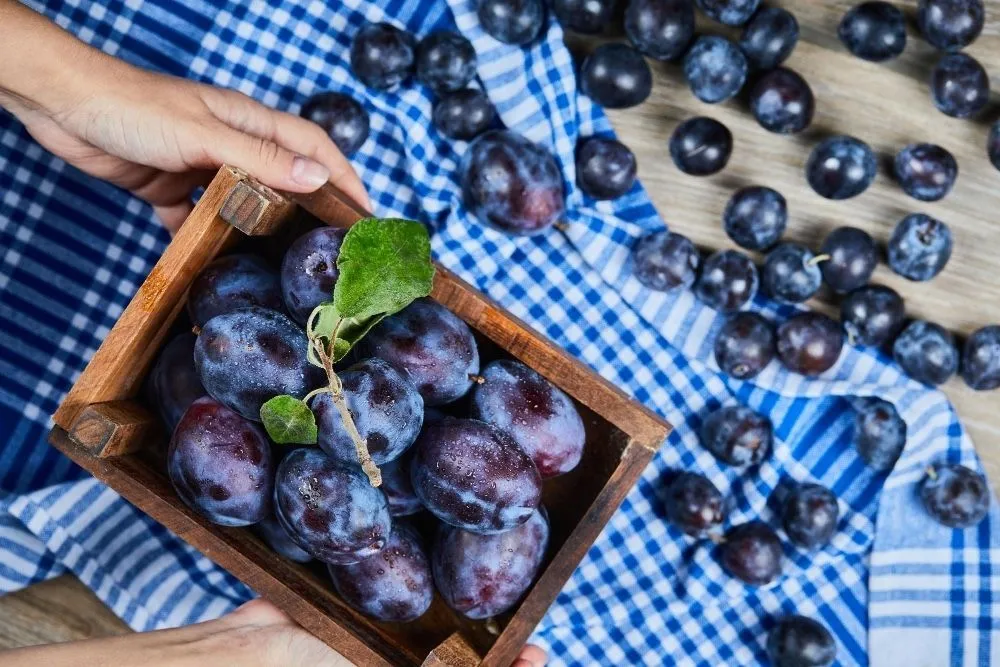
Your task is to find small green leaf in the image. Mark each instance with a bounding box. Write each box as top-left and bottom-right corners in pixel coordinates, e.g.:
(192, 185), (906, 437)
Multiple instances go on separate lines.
(333, 218), (435, 321)
(312, 302), (340, 340)
(330, 313), (387, 361)
(260, 395), (318, 445)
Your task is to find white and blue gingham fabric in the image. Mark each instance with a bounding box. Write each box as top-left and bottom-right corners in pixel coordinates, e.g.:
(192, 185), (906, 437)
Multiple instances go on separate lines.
(1, 1), (998, 665)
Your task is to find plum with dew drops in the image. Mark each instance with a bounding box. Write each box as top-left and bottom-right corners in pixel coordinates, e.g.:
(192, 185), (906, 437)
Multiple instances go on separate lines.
(327, 523), (433, 622)
(194, 307), (321, 421)
(274, 448), (391, 565)
(360, 298), (479, 406)
(470, 359), (586, 478)
(432, 509), (548, 619)
(280, 227), (345, 325)
(168, 397), (273, 527)
(313, 357), (423, 467)
(410, 418), (542, 534)
(187, 254), (283, 328)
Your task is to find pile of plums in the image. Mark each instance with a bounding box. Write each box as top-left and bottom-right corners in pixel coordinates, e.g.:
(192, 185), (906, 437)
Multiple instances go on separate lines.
(149, 225), (588, 624)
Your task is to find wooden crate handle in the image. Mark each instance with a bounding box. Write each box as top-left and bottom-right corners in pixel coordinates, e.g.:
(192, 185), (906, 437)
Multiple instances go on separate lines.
(68, 400), (157, 457)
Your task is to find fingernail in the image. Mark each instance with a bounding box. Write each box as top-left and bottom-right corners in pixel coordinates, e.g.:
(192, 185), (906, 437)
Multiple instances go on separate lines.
(291, 156), (330, 188)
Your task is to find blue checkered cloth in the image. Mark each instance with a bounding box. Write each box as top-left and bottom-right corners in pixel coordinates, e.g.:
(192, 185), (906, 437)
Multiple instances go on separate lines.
(1, 0), (998, 664)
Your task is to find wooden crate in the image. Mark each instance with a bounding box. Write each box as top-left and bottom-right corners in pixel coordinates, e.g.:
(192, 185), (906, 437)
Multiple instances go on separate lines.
(48, 165), (671, 666)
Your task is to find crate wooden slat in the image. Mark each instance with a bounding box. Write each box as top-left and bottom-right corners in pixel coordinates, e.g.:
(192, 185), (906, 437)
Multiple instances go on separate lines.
(49, 165), (671, 666)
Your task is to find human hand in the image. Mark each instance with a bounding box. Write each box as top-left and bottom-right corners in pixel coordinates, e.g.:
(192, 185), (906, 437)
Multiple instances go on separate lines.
(0, 598), (546, 666)
(0, 0), (367, 233)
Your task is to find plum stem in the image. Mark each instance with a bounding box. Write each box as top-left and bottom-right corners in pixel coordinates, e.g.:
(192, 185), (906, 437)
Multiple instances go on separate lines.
(926, 465), (938, 481)
(310, 336), (382, 488)
(808, 253), (831, 266)
(706, 532), (726, 545)
(191, 325), (202, 336)
(553, 220), (570, 232)
(468, 373), (486, 384)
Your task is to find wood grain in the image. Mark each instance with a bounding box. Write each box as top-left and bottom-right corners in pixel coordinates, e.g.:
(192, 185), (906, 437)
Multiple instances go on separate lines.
(0, 576), (130, 650)
(68, 400), (157, 457)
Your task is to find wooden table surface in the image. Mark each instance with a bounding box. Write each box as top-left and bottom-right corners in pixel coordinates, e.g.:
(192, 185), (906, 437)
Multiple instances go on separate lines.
(2, 0), (999, 652)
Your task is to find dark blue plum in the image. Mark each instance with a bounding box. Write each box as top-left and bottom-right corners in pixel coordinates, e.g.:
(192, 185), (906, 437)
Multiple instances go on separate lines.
(380, 452), (423, 516)
(777, 312), (844, 375)
(782, 483), (839, 549)
(921, 463), (990, 528)
(360, 298), (479, 406)
(460, 130), (565, 235)
(694, 249), (759, 313)
(720, 521), (782, 585)
(918, 0), (984, 51)
(669, 117), (733, 175)
(554, 0), (619, 34)
(631, 230), (700, 293)
(762, 243), (822, 304)
(575, 137), (637, 200)
(695, 0), (760, 26)
(478, 0), (545, 45)
(750, 67), (814, 134)
(274, 447), (392, 565)
(624, 0), (695, 61)
(313, 358), (423, 467)
(255, 513), (313, 563)
(723, 186), (787, 251)
(300, 92), (370, 157)
(683, 36), (748, 104)
(838, 2), (907, 62)
(739, 6), (799, 70)
(187, 254), (283, 328)
(819, 226), (877, 294)
(894, 143), (957, 202)
(700, 405), (772, 467)
(768, 616), (837, 667)
(280, 227), (345, 325)
(893, 320), (958, 386)
(853, 397), (907, 470)
(194, 307), (321, 421)
(350, 23), (416, 90)
(714, 311), (776, 379)
(416, 32), (477, 94)
(805, 136), (877, 200)
(327, 523), (433, 622)
(840, 285), (905, 347)
(432, 509), (548, 619)
(410, 418), (542, 534)
(433, 89), (496, 141)
(580, 43), (653, 109)
(961, 325), (1000, 391)
(149, 333), (206, 431)
(471, 359), (586, 478)
(930, 53), (989, 118)
(988, 121), (1000, 171)
(168, 397), (273, 527)
(887, 213), (952, 282)
(663, 472), (725, 537)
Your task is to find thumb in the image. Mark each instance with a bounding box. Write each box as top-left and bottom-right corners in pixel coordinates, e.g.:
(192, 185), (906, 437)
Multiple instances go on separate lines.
(210, 126), (331, 193)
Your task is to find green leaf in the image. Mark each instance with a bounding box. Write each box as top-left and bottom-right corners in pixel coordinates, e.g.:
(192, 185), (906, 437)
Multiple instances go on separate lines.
(330, 313), (387, 361)
(333, 218), (435, 321)
(259, 395), (318, 445)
